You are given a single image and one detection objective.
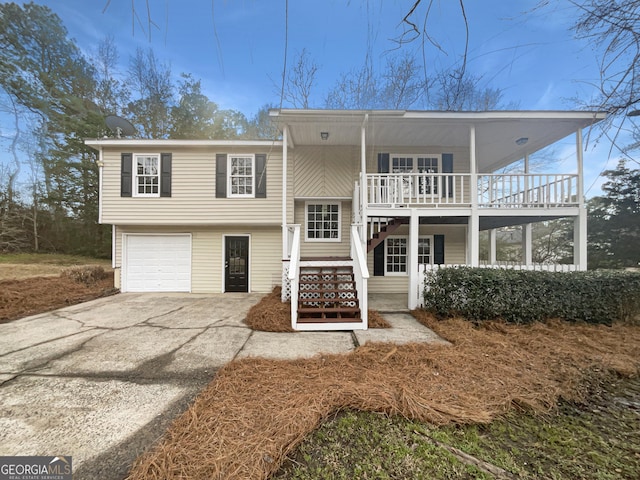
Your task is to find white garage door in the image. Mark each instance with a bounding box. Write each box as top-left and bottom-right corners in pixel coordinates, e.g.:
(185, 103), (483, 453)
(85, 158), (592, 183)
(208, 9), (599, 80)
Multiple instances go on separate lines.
(123, 235), (191, 292)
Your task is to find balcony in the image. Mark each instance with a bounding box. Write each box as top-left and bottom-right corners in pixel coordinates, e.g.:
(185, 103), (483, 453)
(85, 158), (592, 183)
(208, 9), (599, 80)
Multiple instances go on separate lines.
(365, 173), (578, 209)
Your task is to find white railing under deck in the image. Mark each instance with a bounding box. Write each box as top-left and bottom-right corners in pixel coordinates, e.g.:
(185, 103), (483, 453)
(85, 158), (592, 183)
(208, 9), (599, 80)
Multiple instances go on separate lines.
(287, 225), (301, 328)
(415, 263), (579, 307)
(350, 225), (369, 328)
(367, 173), (469, 206)
(478, 174), (578, 208)
(366, 173), (579, 209)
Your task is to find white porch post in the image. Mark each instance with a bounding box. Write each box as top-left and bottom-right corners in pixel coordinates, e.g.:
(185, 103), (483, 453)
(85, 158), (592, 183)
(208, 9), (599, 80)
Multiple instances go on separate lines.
(282, 125), (289, 259)
(522, 152), (532, 265)
(468, 124), (480, 266)
(574, 208), (587, 270)
(489, 228), (497, 264)
(408, 209), (420, 309)
(574, 129), (587, 270)
(360, 114), (368, 246)
(522, 225), (533, 265)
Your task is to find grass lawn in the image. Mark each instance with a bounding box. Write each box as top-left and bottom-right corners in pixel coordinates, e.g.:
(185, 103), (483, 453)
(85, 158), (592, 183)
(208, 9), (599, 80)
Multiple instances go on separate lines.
(275, 377), (640, 479)
(0, 253), (111, 281)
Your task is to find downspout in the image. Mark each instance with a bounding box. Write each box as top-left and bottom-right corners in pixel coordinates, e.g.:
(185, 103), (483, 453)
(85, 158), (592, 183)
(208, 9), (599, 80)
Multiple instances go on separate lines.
(97, 146), (104, 225)
(112, 225), (116, 270)
(282, 125), (289, 259)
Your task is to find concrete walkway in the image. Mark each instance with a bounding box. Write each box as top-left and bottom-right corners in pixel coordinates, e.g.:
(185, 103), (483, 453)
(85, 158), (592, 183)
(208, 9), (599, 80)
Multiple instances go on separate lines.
(0, 292), (444, 479)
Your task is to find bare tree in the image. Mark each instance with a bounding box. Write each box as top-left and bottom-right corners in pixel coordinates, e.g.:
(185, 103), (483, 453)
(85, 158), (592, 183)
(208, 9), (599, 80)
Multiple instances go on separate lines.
(0, 93), (22, 209)
(325, 52), (429, 109)
(572, 0), (640, 115)
(95, 36), (129, 115)
(282, 49), (318, 109)
(126, 47), (174, 138)
(381, 53), (428, 109)
(428, 68), (516, 111)
(325, 55), (379, 109)
(567, 0), (640, 159)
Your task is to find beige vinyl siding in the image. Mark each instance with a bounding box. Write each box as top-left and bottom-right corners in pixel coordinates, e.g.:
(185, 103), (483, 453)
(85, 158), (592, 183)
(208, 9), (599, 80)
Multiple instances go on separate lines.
(293, 146), (359, 198)
(114, 225), (280, 293)
(368, 225), (467, 293)
(102, 146), (283, 225)
(295, 200), (352, 257)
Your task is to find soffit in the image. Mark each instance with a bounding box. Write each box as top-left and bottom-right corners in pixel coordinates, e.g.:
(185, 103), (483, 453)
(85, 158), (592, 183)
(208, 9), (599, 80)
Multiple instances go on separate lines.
(272, 110), (605, 172)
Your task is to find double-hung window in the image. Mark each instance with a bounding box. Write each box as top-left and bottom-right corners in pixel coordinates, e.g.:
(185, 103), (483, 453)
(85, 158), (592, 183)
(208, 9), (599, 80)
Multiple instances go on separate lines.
(385, 235), (434, 275)
(134, 154), (160, 196)
(228, 155), (255, 197)
(306, 202), (341, 242)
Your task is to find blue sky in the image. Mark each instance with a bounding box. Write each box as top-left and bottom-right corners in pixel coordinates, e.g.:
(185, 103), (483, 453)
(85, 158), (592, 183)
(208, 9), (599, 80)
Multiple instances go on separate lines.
(12, 1), (626, 193)
(38, 0), (601, 112)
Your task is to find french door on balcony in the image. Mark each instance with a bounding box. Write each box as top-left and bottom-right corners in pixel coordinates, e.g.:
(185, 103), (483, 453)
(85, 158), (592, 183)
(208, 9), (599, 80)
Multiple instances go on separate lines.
(391, 155), (440, 202)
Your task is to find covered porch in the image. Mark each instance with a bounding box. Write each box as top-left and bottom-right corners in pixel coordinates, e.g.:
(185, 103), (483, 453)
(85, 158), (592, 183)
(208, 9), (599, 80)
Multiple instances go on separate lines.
(271, 109), (605, 327)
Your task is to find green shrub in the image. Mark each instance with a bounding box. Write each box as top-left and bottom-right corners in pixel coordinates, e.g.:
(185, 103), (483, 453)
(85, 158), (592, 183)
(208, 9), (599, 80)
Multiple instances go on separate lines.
(61, 266), (108, 285)
(422, 267), (640, 325)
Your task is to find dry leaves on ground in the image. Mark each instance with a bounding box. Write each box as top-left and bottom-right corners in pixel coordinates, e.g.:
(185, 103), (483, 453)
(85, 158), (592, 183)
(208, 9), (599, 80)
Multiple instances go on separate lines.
(245, 287), (390, 331)
(0, 272), (117, 323)
(127, 311), (640, 480)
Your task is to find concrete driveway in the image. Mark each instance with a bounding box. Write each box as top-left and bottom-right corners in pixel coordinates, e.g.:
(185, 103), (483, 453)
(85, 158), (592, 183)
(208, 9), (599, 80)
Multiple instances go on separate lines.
(0, 292), (443, 479)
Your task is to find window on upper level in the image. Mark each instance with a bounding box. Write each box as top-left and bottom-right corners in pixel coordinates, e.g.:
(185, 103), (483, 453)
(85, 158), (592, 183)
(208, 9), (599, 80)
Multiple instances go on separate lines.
(305, 202), (341, 242)
(228, 155), (255, 198)
(391, 154), (441, 196)
(134, 154), (160, 197)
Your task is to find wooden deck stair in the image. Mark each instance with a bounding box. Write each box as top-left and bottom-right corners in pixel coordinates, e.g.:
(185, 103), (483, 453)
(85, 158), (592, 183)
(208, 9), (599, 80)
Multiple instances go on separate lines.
(297, 265), (361, 323)
(366, 217), (405, 252)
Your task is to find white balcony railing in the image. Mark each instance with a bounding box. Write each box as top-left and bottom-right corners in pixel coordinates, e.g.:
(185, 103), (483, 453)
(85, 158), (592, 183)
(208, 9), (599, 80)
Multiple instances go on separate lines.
(367, 173), (469, 206)
(478, 174), (578, 208)
(366, 173), (579, 209)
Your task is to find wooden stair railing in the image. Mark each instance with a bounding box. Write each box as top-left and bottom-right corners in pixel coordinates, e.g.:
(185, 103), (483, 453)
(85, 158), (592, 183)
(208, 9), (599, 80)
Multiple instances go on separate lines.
(366, 217), (405, 252)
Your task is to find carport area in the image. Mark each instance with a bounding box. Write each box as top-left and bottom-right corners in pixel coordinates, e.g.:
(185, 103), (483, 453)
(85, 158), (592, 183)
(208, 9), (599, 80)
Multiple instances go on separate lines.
(0, 292), (441, 479)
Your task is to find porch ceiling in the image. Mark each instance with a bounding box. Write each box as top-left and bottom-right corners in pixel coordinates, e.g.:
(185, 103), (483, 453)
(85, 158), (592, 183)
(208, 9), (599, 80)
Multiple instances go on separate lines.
(270, 109), (606, 172)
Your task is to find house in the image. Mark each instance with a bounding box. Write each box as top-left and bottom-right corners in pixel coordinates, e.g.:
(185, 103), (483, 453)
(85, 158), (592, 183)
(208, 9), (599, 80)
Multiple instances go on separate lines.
(86, 109), (605, 331)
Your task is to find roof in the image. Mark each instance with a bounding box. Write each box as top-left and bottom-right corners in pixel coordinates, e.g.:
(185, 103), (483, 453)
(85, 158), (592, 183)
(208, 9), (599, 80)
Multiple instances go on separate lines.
(269, 109), (607, 172)
(84, 139), (283, 149)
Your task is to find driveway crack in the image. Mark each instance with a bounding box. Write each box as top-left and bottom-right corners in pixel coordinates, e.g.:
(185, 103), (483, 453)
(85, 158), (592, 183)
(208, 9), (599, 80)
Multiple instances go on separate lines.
(232, 330), (254, 361)
(0, 328), (105, 359)
(141, 306), (187, 326)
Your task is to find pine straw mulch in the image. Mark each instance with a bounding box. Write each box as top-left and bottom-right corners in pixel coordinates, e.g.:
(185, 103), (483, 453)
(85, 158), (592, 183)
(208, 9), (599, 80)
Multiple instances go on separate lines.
(127, 309), (640, 480)
(0, 270), (117, 323)
(244, 287), (391, 332)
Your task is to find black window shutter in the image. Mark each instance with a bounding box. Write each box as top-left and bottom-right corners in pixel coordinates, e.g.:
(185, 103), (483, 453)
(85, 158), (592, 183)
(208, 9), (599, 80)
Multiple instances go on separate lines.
(216, 153), (227, 198)
(377, 153), (389, 173)
(434, 234), (445, 265)
(373, 242), (385, 276)
(255, 154), (267, 198)
(160, 153), (172, 197)
(442, 153), (454, 198)
(121, 153), (132, 197)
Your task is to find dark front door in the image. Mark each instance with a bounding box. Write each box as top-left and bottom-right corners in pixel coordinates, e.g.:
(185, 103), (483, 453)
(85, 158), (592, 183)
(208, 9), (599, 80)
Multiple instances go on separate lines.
(225, 236), (249, 292)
